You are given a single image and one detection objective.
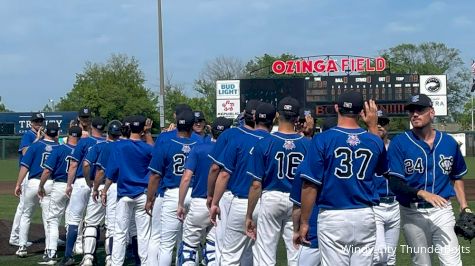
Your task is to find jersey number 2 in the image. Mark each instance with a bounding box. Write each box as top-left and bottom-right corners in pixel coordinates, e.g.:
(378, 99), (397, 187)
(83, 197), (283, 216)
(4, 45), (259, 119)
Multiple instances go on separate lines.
(173, 154), (186, 175)
(334, 147), (373, 180)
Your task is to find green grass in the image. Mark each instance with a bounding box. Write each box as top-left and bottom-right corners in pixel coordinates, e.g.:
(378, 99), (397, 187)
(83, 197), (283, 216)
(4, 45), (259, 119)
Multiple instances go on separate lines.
(0, 159), (19, 181)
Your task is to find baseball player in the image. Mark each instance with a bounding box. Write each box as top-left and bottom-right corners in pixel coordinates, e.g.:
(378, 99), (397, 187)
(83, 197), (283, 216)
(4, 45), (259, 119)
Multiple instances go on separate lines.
(106, 115), (152, 265)
(37, 126), (82, 264)
(176, 117), (232, 266)
(245, 97), (310, 266)
(210, 102), (274, 265)
(79, 120), (123, 266)
(299, 91), (388, 265)
(193, 110), (211, 142)
(206, 99), (261, 262)
(372, 110), (400, 266)
(146, 109), (199, 266)
(10, 112), (45, 247)
(387, 94), (469, 265)
(14, 122), (60, 258)
(61, 117), (106, 265)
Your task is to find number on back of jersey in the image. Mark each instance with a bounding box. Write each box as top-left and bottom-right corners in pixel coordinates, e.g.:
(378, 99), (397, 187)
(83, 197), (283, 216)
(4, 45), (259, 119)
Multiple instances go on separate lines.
(334, 147), (373, 180)
(173, 154), (186, 175)
(275, 152), (304, 180)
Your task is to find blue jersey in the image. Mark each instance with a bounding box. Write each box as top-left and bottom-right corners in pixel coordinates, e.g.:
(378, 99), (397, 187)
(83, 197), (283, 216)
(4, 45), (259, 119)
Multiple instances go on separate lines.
(216, 127), (269, 198)
(300, 127), (388, 210)
(185, 141), (215, 198)
(289, 168), (319, 249)
(43, 143), (76, 182)
(247, 132), (310, 193)
(84, 141), (109, 180)
(105, 139), (153, 199)
(155, 129), (202, 146)
(149, 135), (198, 192)
(388, 130), (467, 206)
(71, 136), (105, 178)
(208, 126), (244, 166)
(20, 139), (59, 179)
(373, 174), (394, 198)
(18, 129), (37, 165)
(97, 140), (121, 172)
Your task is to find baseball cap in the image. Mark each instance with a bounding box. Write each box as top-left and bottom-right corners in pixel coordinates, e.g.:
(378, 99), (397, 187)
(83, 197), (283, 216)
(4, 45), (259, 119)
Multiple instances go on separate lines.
(68, 126), (83, 138)
(45, 122), (59, 137)
(212, 117), (232, 132)
(108, 120), (122, 136)
(30, 112), (45, 122)
(194, 111), (206, 122)
(128, 115), (146, 133)
(78, 107), (92, 118)
(377, 110), (390, 126)
(92, 117), (107, 131)
(405, 94), (433, 111)
(278, 97), (300, 116)
(321, 116), (338, 132)
(337, 90), (364, 114)
(245, 100), (262, 115)
(175, 104), (192, 115)
(255, 102), (276, 123)
(176, 109), (195, 126)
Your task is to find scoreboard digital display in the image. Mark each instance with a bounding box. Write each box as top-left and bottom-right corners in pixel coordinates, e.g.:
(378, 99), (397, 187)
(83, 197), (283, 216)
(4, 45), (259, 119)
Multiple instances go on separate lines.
(240, 74), (421, 116)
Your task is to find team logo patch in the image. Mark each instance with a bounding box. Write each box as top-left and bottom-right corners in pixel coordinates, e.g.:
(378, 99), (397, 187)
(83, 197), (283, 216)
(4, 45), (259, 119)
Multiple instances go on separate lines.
(438, 155), (453, 175)
(283, 140), (296, 150)
(182, 144), (191, 154)
(346, 134), (360, 146)
(45, 145), (52, 152)
(425, 77), (441, 93)
(411, 95), (420, 103)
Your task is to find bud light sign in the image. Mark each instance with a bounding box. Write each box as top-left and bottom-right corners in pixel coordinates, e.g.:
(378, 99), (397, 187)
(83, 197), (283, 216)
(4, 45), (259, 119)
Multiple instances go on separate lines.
(216, 80), (240, 99)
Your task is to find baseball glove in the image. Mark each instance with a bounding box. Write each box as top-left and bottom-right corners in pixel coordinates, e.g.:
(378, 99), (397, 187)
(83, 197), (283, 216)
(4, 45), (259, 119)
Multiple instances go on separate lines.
(455, 208), (475, 241)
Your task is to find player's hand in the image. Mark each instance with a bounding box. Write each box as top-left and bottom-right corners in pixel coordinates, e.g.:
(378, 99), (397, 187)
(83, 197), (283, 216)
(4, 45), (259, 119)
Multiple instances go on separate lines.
(361, 99), (378, 131)
(209, 205), (220, 226)
(417, 190), (448, 208)
(292, 230), (302, 249)
(245, 217), (257, 240)
(177, 205), (186, 222)
(167, 123), (176, 131)
(302, 114), (315, 137)
(14, 185), (22, 197)
(101, 190), (107, 206)
(206, 196), (213, 210)
(145, 118), (153, 131)
(92, 189), (99, 203)
(66, 185), (73, 198)
(299, 222), (311, 245)
(85, 179), (93, 188)
(36, 127), (45, 141)
(37, 186), (46, 200)
(145, 198), (155, 217)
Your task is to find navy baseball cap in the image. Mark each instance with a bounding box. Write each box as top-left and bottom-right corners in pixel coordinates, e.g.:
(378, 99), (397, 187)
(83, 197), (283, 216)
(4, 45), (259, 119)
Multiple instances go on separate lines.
(405, 94), (433, 111)
(194, 111), (206, 122)
(78, 107), (92, 118)
(92, 117), (107, 131)
(337, 90), (364, 114)
(176, 109), (195, 126)
(377, 110), (390, 126)
(175, 104), (192, 115)
(68, 126), (83, 138)
(321, 116), (338, 131)
(45, 122), (59, 137)
(128, 115), (146, 133)
(278, 97), (300, 116)
(255, 102), (276, 123)
(245, 100), (262, 115)
(108, 120), (122, 136)
(31, 112), (45, 122)
(212, 117), (232, 132)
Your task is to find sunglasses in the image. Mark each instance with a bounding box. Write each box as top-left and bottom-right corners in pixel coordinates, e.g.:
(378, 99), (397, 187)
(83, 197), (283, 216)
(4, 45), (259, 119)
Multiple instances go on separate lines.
(378, 119), (389, 127)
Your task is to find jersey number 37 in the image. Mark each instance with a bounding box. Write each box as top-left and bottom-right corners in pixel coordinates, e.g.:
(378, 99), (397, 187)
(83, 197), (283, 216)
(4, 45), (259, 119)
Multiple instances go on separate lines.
(334, 147), (373, 180)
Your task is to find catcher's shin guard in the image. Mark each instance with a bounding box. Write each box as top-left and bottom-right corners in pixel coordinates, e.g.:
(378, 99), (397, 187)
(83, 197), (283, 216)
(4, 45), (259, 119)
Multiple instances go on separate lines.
(203, 239), (216, 265)
(82, 225), (100, 257)
(178, 241), (197, 266)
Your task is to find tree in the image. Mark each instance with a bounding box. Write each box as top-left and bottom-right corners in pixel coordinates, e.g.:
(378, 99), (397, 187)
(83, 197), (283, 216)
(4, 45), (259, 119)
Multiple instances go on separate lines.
(193, 56), (245, 120)
(0, 97), (11, 112)
(56, 54), (159, 126)
(244, 53), (305, 78)
(381, 42), (471, 118)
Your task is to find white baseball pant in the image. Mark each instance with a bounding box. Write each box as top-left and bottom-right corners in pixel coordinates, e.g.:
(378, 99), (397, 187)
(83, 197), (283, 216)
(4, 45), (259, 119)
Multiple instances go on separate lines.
(297, 246), (321, 266)
(181, 197), (216, 266)
(105, 182), (117, 261)
(255, 191), (298, 266)
(146, 195), (163, 266)
(111, 194), (150, 265)
(66, 177), (91, 226)
(46, 181), (69, 252)
(18, 178), (52, 247)
(159, 187), (191, 266)
(373, 201), (400, 266)
(83, 184), (106, 260)
(400, 202), (461, 266)
(318, 207), (376, 266)
(215, 190), (233, 262)
(9, 173), (28, 244)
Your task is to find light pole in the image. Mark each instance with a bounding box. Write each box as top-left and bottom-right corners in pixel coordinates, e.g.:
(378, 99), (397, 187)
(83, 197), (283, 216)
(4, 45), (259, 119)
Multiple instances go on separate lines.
(157, 0), (165, 128)
(49, 99), (55, 112)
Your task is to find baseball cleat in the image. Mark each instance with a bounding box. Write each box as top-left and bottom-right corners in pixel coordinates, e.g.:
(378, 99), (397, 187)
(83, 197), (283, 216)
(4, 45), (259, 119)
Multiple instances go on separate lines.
(80, 255), (94, 266)
(58, 257), (75, 266)
(9, 240), (33, 247)
(15, 246), (27, 258)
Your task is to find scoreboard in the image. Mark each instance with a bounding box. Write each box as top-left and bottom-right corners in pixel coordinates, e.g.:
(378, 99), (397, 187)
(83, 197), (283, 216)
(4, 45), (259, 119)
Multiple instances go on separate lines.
(239, 74), (422, 117)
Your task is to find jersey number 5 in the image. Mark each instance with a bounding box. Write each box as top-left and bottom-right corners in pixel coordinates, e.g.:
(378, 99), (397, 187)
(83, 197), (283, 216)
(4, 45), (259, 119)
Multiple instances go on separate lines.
(334, 147), (373, 180)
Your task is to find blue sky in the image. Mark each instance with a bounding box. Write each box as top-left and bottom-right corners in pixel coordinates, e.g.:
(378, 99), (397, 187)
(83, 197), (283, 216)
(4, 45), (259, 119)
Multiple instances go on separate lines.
(1, 0), (474, 111)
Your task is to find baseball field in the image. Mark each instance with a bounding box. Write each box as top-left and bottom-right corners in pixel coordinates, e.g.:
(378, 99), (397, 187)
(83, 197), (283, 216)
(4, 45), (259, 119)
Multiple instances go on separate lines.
(1, 158), (474, 266)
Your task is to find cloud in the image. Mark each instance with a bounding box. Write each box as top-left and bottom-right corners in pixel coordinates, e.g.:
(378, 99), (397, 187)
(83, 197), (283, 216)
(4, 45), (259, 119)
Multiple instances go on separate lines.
(385, 22), (421, 33)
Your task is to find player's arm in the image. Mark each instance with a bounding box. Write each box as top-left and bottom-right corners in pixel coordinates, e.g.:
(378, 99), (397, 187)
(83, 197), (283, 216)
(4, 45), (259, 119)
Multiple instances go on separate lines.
(206, 162), (221, 209)
(101, 178), (113, 206)
(361, 99), (378, 135)
(92, 168), (105, 203)
(83, 160), (92, 187)
(14, 166), (29, 197)
(453, 180), (469, 211)
(292, 205), (302, 248)
(302, 114), (315, 138)
(209, 170), (230, 225)
(386, 174), (447, 208)
(300, 180), (318, 245)
(143, 118), (154, 146)
(245, 180), (262, 240)
(145, 172), (162, 216)
(66, 160), (79, 198)
(38, 168), (52, 199)
(177, 169), (193, 221)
